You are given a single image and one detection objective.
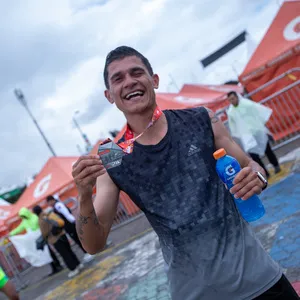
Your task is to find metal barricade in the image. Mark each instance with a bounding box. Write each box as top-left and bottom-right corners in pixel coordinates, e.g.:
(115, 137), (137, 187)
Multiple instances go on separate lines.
(111, 200), (143, 231)
(217, 68), (300, 150)
(0, 241), (31, 291)
(89, 193), (144, 231)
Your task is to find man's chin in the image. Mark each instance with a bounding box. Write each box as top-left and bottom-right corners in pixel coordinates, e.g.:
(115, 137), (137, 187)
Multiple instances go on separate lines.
(124, 105), (150, 116)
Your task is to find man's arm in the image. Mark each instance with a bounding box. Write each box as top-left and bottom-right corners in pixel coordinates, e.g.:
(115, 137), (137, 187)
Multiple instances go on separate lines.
(75, 171), (120, 254)
(206, 108), (266, 200)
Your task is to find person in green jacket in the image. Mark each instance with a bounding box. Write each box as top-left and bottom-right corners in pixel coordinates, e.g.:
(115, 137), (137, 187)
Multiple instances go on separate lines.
(9, 207), (63, 276)
(9, 208), (39, 236)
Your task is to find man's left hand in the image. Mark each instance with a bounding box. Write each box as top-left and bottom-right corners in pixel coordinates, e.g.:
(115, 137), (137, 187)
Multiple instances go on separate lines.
(230, 167), (264, 200)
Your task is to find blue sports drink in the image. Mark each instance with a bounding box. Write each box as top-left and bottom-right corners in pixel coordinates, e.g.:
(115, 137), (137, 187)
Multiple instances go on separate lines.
(213, 148), (265, 222)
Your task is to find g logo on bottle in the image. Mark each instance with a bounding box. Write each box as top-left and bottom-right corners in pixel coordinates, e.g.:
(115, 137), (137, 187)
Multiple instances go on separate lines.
(225, 165), (236, 176)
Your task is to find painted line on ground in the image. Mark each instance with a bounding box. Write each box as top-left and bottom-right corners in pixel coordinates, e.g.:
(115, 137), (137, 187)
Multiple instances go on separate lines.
(24, 227), (153, 293)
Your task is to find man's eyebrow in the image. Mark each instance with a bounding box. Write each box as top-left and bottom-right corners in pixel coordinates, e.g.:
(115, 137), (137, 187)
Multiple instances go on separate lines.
(110, 71), (122, 81)
(130, 66), (144, 72)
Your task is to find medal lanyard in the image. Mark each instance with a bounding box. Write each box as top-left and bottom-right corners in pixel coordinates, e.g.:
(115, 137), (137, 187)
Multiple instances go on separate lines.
(118, 106), (163, 154)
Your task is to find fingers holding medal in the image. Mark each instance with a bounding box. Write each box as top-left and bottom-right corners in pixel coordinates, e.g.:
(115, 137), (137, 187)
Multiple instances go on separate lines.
(72, 155), (106, 194)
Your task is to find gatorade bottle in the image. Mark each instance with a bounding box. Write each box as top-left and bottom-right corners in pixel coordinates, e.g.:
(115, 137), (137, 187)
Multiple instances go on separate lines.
(213, 148), (265, 222)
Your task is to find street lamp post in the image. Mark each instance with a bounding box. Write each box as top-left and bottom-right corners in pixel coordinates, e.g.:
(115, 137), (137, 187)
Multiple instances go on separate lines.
(73, 111), (92, 153)
(14, 88), (57, 157)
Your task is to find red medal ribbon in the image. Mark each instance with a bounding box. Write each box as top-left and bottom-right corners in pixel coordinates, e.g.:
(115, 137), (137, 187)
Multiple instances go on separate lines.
(118, 106), (163, 154)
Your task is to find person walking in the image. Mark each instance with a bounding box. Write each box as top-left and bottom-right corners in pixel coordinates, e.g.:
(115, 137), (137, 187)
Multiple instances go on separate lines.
(32, 205), (81, 278)
(9, 207), (63, 276)
(72, 46), (298, 299)
(227, 91), (281, 178)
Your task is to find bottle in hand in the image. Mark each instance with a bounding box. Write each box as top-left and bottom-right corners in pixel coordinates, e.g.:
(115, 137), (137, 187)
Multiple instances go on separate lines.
(213, 148), (265, 222)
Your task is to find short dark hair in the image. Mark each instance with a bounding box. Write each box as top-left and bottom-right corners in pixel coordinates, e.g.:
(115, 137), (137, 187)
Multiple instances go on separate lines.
(227, 91), (238, 97)
(46, 195), (56, 202)
(33, 205), (43, 216)
(103, 46), (154, 89)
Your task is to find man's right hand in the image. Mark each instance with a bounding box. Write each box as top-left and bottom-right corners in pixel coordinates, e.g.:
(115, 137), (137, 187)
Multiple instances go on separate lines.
(72, 155), (106, 196)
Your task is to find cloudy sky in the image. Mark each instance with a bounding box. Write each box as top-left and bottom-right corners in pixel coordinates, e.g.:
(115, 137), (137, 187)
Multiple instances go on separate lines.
(0, 0), (281, 187)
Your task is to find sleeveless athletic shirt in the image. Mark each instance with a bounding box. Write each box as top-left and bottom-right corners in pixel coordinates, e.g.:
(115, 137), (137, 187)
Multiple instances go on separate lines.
(107, 107), (281, 300)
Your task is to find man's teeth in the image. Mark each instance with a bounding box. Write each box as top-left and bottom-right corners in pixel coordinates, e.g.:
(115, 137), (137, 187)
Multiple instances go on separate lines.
(126, 91), (144, 99)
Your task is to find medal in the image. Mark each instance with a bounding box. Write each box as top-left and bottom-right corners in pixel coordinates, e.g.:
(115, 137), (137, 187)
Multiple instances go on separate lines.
(98, 106), (163, 169)
(98, 139), (126, 170)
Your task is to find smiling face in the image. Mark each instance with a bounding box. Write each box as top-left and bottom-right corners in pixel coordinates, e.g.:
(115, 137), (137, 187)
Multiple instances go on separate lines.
(104, 56), (159, 116)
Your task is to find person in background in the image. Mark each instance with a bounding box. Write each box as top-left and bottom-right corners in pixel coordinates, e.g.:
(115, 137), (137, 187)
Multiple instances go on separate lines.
(227, 91), (281, 178)
(46, 195), (94, 263)
(46, 195), (112, 258)
(9, 207), (63, 276)
(9, 207), (39, 236)
(33, 205), (81, 278)
(0, 267), (19, 300)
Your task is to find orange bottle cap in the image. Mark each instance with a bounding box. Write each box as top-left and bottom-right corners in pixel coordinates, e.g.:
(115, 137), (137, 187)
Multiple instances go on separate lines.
(213, 148), (226, 160)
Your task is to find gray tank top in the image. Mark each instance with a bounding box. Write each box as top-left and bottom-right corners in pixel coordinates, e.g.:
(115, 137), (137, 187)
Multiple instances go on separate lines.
(107, 107), (281, 300)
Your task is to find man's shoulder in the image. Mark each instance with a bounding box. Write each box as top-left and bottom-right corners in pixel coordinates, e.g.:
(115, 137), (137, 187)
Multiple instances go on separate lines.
(164, 106), (208, 118)
(164, 106), (206, 113)
(164, 107), (210, 126)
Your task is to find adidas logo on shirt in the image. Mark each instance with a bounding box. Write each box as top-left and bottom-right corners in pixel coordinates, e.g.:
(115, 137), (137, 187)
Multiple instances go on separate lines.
(188, 144), (200, 156)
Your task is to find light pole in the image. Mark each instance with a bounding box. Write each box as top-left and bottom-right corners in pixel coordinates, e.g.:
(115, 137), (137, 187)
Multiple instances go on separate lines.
(14, 88), (57, 156)
(73, 111), (92, 153)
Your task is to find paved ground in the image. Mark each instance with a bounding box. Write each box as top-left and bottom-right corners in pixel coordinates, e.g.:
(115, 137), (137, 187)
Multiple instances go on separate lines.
(8, 157), (300, 300)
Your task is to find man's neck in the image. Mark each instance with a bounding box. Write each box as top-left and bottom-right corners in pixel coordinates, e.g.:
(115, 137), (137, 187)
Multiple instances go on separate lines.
(126, 106), (156, 134)
(125, 106), (168, 145)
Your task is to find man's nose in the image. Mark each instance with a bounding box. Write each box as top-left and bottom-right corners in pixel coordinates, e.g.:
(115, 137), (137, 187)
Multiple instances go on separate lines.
(123, 74), (137, 89)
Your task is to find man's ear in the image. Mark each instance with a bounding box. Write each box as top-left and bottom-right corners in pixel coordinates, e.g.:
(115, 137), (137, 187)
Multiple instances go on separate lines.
(105, 90), (114, 104)
(152, 74), (159, 89)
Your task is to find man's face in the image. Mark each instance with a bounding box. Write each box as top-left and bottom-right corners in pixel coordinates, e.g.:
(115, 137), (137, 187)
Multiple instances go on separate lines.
(228, 94), (239, 107)
(48, 199), (55, 207)
(105, 56), (159, 115)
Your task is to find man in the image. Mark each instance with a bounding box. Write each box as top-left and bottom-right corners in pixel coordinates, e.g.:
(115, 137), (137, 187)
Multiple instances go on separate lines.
(33, 205), (81, 278)
(46, 195), (94, 263)
(227, 91), (281, 178)
(72, 46), (299, 299)
(9, 207), (63, 276)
